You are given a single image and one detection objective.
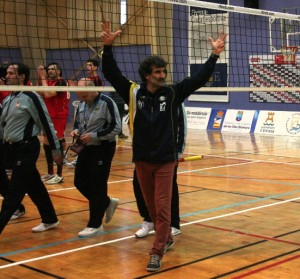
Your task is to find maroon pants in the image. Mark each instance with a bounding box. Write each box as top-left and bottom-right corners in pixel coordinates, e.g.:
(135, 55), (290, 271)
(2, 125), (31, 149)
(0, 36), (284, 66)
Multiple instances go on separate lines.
(135, 161), (176, 258)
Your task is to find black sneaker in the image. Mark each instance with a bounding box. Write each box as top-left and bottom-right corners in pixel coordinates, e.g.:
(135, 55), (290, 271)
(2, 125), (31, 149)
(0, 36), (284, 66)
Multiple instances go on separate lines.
(118, 133), (128, 139)
(164, 240), (174, 254)
(146, 255), (161, 272)
(10, 208), (26, 220)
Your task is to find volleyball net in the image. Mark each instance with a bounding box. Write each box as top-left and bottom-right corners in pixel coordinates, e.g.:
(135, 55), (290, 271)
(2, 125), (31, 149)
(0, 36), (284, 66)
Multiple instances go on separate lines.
(0, 0), (300, 103)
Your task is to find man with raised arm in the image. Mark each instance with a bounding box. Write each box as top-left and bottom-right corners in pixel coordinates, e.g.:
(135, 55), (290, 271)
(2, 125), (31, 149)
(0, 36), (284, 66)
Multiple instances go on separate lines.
(37, 62), (70, 184)
(101, 19), (226, 272)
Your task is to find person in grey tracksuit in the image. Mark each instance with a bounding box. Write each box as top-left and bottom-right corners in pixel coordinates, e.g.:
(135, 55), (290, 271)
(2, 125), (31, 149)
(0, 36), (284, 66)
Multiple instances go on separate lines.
(0, 62), (63, 234)
(71, 78), (121, 237)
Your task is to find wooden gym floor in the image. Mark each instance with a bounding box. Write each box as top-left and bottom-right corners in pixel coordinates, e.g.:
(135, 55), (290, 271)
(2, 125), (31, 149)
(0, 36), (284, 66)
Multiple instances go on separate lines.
(0, 125), (299, 278)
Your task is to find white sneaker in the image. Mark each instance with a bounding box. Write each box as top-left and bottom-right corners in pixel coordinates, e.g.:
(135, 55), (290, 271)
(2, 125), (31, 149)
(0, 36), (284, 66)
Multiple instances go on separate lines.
(135, 221), (154, 238)
(41, 174), (55, 182)
(78, 225), (104, 237)
(32, 221), (59, 232)
(66, 159), (77, 168)
(105, 198), (119, 223)
(46, 174), (64, 185)
(171, 227), (181, 236)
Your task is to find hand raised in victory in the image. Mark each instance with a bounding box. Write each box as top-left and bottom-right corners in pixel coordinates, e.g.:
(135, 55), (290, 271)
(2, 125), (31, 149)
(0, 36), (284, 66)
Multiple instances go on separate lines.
(100, 19), (122, 45)
(209, 31), (227, 55)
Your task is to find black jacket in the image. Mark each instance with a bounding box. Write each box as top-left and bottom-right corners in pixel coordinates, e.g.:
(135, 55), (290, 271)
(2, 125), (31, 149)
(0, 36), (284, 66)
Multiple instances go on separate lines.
(102, 45), (218, 163)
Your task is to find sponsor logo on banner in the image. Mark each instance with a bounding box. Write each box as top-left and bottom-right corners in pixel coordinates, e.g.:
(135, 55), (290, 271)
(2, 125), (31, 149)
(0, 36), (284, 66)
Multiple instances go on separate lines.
(286, 113), (300, 135)
(213, 110), (224, 128)
(259, 112), (275, 134)
(222, 109), (255, 133)
(236, 111), (243, 122)
(186, 107), (211, 130)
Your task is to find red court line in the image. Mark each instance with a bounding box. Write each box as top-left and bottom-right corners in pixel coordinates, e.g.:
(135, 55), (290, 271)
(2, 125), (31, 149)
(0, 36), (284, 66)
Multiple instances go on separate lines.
(49, 193), (145, 215)
(196, 223), (300, 246)
(49, 193), (89, 203)
(231, 253), (300, 279)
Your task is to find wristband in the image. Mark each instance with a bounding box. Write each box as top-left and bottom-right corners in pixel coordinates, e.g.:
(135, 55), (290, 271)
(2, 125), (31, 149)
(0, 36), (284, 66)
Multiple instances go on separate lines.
(211, 53), (220, 59)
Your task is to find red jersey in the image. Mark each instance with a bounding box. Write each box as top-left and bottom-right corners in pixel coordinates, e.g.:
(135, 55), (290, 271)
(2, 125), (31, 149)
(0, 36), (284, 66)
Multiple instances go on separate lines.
(0, 80), (32, 103)
(90, 75), (102, 86)
(0, 91), (11, 104)
(44, 79), (70, 119)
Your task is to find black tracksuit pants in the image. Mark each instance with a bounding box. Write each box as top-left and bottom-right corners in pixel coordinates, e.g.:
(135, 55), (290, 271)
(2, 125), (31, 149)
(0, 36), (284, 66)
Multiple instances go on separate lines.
(74, 141), (116, 228)
(0, 137), (58, 234)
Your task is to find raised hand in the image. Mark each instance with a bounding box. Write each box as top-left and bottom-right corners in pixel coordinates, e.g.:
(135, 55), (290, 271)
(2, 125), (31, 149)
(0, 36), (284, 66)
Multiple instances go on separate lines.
(208, 31), (227, 55)
(37, 65), (47, 79)
(100, 19), (122, 45)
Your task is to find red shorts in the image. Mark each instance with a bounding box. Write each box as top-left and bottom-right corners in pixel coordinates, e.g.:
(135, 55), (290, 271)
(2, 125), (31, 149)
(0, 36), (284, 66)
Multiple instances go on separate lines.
(51, 118), (68, 139)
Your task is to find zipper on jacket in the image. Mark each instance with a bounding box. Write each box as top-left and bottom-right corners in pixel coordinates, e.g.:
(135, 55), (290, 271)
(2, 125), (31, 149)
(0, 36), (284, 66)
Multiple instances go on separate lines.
(150, 103), (154, 161)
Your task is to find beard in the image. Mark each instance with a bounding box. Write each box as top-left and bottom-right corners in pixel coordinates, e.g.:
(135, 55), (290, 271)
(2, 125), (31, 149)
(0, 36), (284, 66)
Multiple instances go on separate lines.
(156, 79), (166, 87)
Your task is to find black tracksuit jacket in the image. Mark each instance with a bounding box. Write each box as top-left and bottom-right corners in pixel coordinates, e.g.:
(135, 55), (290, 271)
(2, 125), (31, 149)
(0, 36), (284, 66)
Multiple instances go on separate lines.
(102, 45), (218, 163)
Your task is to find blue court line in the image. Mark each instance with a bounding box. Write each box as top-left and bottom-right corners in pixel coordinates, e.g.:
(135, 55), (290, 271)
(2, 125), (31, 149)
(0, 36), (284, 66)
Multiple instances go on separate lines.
(180, 189), (300, 218)
(1, 189), (300, 258)
(179, 170), (300, 217)
(0, 226), (139, 258)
